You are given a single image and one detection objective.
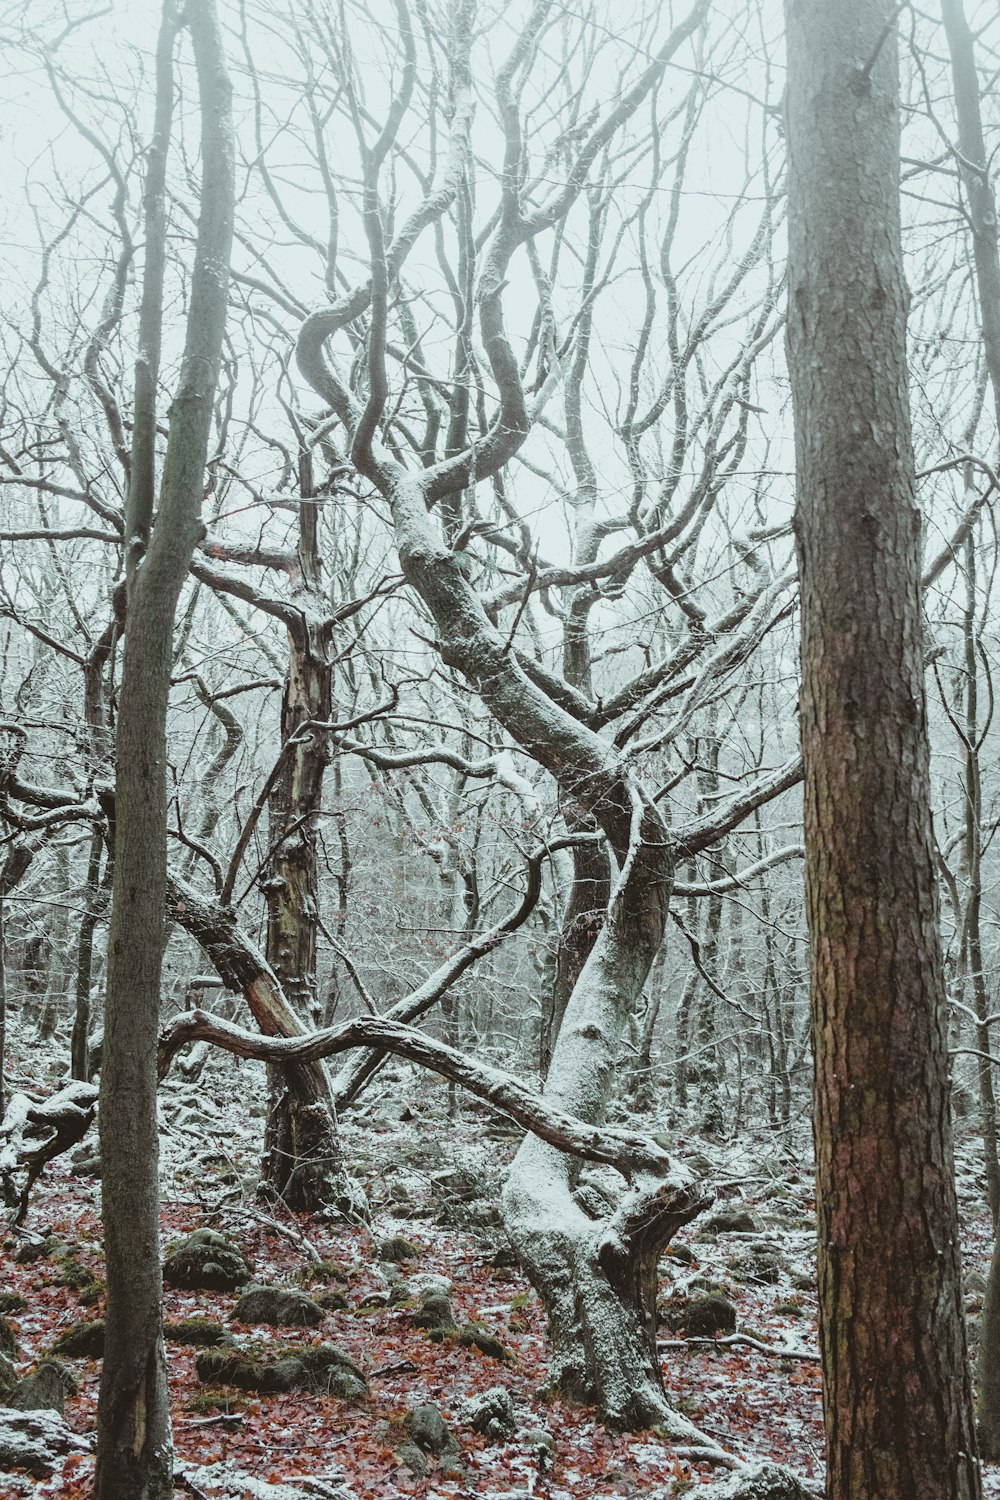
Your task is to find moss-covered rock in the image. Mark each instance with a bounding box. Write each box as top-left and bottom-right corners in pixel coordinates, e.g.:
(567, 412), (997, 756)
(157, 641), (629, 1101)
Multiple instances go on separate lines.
(10, 1359), (77, 1417)
(162, 1227), (252, 1291)
(0, 1316), (18, 1359)
(164, 1318), (232, 1348)
(52, 1318), (105, 1359)
(728, 1246), (788, 1285)
(314, 1289), (349, 1313)
(703, 1207), (759, 1235)
(195, 1341), (367, 1399)
(377, 1235), (420, 1263)
(662, 1293), (737, 1337)
(694, 1460), (813, 1499)
(0, 1292), (28, 1314)
(296, 1258), (351, 1286)
(426, 1321), (511, 1360)
(0, 1350), (17, 1402)
(404, 1401), (459, 1457)
(231, 1286), (325, 1329)
(412, 1290), (456, 1332)
(51, 1253), (99, 1292)
(15, 1235), (64, 1265)
(459, 1385), (516, 1440)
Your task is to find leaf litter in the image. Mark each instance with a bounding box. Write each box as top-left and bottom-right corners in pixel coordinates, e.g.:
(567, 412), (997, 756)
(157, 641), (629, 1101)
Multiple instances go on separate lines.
(2, 1042), (999, 1497)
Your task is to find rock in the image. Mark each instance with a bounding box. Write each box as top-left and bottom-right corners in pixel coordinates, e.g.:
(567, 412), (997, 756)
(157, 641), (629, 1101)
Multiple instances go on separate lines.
(430, 1167), (481, 1203)
(377, 1235), (420, 1263)
(459, 1385), (516, 1440)
(523, 1427), (556, 1461)
(704, 1207), (759, 1235)
(405, 1401), (459, 1457)
(0, 1354), (17, 1403)
(68, 1143), (101, 1178)
(163, 1228), (252, 1291)
(10, 1360), (75, 1418)
(0, 1319), (18, 1360)
(297, 1258), (351, 1286)
(431, 1168), (499, 1228)
(14, 1235), (65, 1265)
(51, 1253), (100, 1293)
(196, 1343), (367, 1399)
(663, 1243), (695, 1265)
(164, 1318), (231, 1347)
(0, 1403), (91, 1478)
(231, 1287), (325, 1329)
(455, 1323), (511, 1361)
(0, 1295), (27, 1315)
(396, 1440), (429, 1478)
(487, 1245), (519, 1270)
(412, 1290), (457, 1332)
(966, 1268), (988, 1296)
(407, 1273), (452, 1299)
(315, 1289), (349, 1313)
(729, 1246), (788, 1285)
(662, 1293), (737, 1337)
(52, 1319), (104, 1358)
(695, 1460), (813, 1499)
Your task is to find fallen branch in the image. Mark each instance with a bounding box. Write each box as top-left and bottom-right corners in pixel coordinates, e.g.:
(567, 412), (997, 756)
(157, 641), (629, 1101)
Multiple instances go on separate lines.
(659, 1332), (821, 1362)
(159, 1008), (686, 1184)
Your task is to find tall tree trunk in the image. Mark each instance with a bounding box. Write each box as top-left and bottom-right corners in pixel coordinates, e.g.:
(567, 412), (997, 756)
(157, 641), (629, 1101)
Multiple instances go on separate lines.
(35, 844), (69, 1043)
(0, 839), (35, 1119)
(939, 0), (1000, 1458)
(785, 3), (980, 1496)
(95, 3), (233, 1495)
(71, 828), (105, 1080)
(260, 500), (355, 1211)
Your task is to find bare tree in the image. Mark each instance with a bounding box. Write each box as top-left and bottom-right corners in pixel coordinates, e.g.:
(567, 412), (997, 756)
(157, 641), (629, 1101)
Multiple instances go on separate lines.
(94, 1), (234, 1494)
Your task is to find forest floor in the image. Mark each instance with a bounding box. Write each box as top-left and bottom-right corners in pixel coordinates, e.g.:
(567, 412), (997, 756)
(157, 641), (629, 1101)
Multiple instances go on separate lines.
(2, 1040), (998, 1499)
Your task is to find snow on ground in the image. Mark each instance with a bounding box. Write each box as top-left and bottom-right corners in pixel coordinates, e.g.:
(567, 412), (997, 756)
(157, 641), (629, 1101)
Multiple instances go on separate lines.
(2, 1041), (998, 1496)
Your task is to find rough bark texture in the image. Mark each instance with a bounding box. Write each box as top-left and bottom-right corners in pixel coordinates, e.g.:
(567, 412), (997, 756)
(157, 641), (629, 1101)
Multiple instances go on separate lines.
(94, 3), (233, 1496)
(785, 3), (981, 1497)
(260, 456), (351, 1213)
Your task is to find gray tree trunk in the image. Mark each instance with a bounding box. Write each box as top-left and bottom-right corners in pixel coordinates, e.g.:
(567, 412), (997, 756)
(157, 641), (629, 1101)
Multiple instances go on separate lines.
(94, 2), (233, 1494)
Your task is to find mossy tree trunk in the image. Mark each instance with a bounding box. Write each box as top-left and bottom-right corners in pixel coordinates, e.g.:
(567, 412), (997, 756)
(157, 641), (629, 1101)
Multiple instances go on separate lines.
(785, 2), (981, 1496)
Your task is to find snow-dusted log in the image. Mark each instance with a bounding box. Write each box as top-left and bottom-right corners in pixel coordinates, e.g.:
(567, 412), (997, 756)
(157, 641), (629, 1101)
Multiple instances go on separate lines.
(0, 1080), (98, 1224)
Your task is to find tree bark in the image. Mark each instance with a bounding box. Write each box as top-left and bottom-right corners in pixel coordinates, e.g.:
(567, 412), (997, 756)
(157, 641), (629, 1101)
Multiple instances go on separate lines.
(785, 3), (981, 1496)
(260, 451), (353, 1214)
(94, 3), (233, 1495)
